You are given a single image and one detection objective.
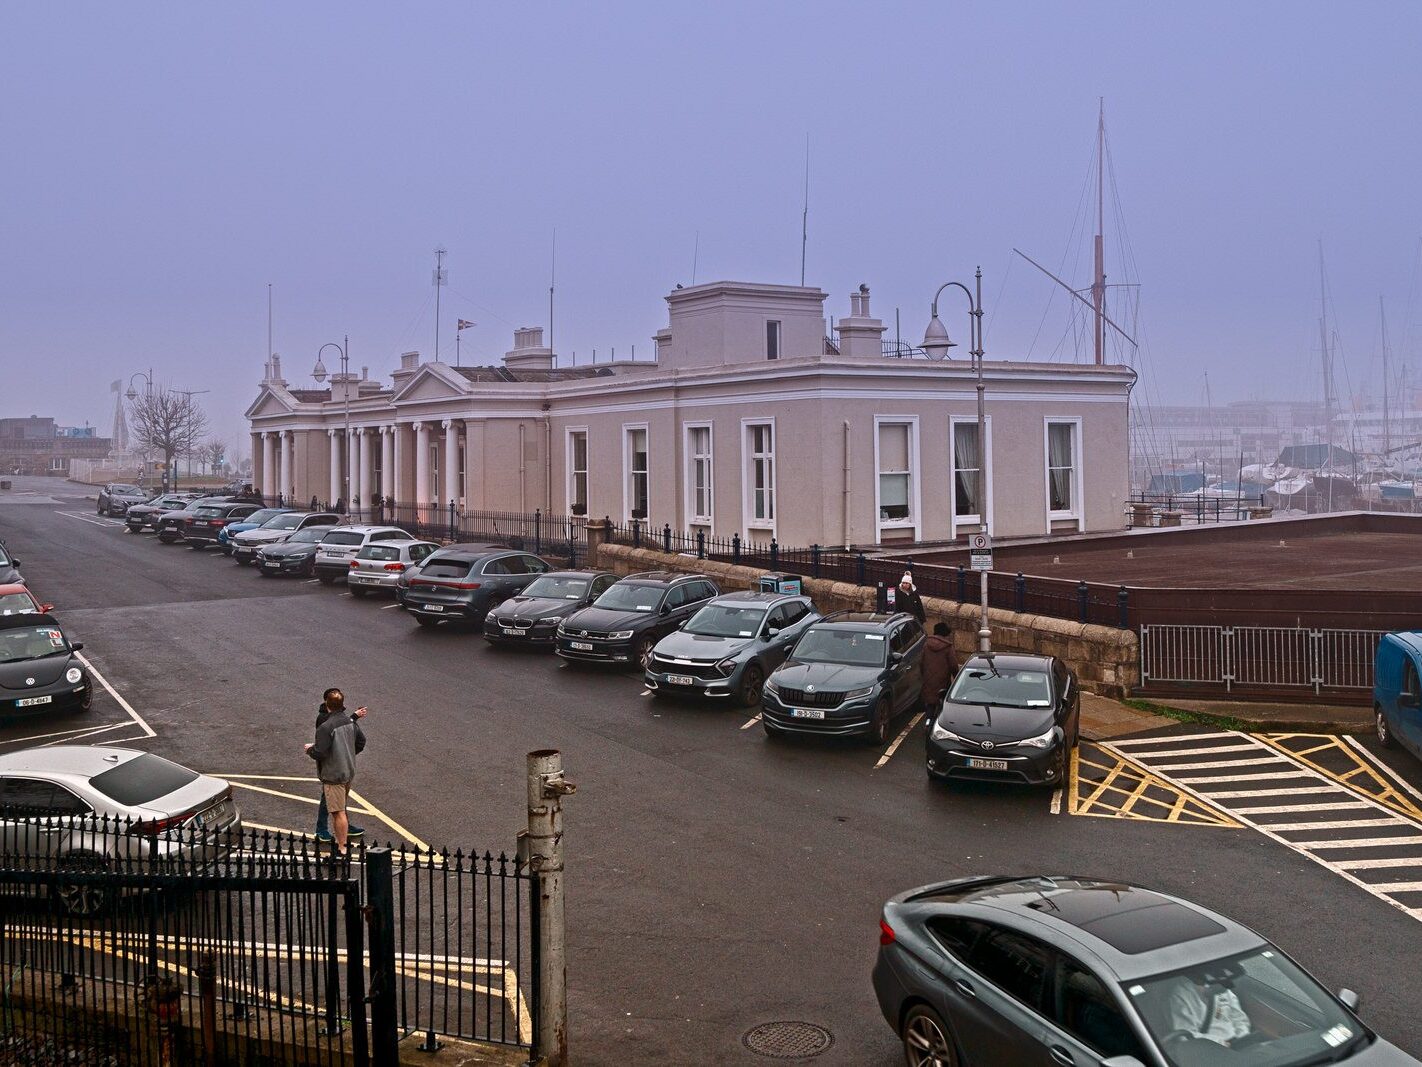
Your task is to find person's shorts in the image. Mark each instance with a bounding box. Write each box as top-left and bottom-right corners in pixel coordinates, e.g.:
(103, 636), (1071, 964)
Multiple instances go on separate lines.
(322, 781), (352, 814)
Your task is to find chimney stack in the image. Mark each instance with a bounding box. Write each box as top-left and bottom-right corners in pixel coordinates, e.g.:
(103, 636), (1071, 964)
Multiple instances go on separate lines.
(835, 287), (885, 359)
(504, 326), (554, 371)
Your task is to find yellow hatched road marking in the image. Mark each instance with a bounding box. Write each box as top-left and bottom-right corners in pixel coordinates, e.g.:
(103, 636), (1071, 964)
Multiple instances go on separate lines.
(212, 774), (430, 853)
(1069, 744), (1240, 827)
(1254, 734), (1422, 822)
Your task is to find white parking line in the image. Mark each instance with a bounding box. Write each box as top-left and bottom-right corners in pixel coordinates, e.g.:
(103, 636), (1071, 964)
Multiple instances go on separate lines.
(1112, 731), (1238, 746)
(380, 604), (401, 610)
(57, 512), (121, 528)
(1257, 819), (1401, 832)
(740, 714), (761, 730)
(340, 592), (353, 597)
(73, 651), (156, 739)
(874, 713), (923, 770)
(1150, 756), (1291, 771)
(1132, 743), (1261, 758)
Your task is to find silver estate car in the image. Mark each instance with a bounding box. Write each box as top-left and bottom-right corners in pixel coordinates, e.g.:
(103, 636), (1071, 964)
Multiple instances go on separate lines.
(0, 746), (241, 915)
(347, 539), (440, 596)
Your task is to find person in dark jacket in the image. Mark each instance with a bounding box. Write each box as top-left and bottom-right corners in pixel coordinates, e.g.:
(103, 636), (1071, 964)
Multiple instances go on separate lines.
(896, 572), (926, 624)
(304, 688), (367, 855)
(313, 691), (367, 843)
(921, 622), (958, 712)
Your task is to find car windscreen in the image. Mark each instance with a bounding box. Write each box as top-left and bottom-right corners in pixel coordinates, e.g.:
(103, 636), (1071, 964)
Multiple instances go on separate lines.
(420, 557), (476, 578)
(0, 593), (38, 616)
(1127, 947), (1371, 1066)
(0, 547), (10, 566)
(790, 627), (886, 667)
(358, 545), (402, 561)
(194, 506), (224, 518)
(522, 575), (590, 600)
(322, 531), (364, 546)
(112, 485), (142, 494)
(245, 509), (285, 524)
(0, 624), (72, 663)
(90, 753), (201, 807)
(685, 604), (767, 638)
(948, 667), (1052, 708)
(592, 583), (664, 612)
(262, 513), (304, 530)
(288, 527), (332, 544)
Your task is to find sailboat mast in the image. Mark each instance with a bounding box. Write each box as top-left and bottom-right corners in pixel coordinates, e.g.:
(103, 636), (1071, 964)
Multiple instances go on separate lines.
(1319, 241), (1335, 511)
(1092, 100), (1106, 366)
(1381, 295), (1391, 456)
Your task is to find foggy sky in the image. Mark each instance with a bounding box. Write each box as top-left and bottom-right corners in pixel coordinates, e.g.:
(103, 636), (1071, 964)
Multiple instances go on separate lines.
(3, 1), (1420, 454)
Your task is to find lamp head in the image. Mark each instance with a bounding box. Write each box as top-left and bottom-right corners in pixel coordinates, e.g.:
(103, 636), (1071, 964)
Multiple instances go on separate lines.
(124, 387), (137, 401)
(921, 313), (956, 361)
(311, 356), (328, 383)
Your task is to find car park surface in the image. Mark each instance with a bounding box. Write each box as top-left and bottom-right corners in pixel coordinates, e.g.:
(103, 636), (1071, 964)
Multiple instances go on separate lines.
(646, 590), (818, 706)
(483, 570), (619, 647)
(556, 571), (719, 669)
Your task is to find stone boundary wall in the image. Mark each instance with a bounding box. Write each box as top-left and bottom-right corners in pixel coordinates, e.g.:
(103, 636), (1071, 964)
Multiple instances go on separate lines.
(593, 541), (1139, 698)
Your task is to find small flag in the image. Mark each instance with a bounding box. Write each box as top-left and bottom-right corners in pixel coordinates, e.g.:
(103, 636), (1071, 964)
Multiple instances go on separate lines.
(457, 319), (476, 331)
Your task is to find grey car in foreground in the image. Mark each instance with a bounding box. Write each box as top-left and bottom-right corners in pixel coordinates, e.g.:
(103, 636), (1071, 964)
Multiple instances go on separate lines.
(873, 875), (1413, 1067)
(646, 591), (818, 706)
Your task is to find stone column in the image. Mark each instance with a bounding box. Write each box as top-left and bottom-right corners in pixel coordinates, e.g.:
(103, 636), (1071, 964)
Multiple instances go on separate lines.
(381, 426), (394, 503)
(346, 429), (359, 507)
(442, 420), (460, 508)
(393, 424), (407, 505)
(278, 431), (293, 502)
(414, 422), (431, 507)
(262, 433), (277, 499)
(328, 429), (342, 506)
(358, 429), (373, 509)
(250, 433), (262, 491)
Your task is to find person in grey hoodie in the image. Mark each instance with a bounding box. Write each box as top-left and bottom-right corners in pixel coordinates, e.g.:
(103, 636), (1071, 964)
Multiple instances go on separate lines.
(304, 688), (367, 855)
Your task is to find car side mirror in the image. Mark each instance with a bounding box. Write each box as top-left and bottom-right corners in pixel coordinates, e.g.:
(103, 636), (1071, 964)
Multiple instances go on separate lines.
(765, 625), (781, 638)
(1101, 1058), (1147, 1067)
(8, 559), (18, 567)
(1337, 988), (1361, 1012)
(660, 605), (671, 616)
(889, 651), (904, 666)
(70, 642), (84, 652)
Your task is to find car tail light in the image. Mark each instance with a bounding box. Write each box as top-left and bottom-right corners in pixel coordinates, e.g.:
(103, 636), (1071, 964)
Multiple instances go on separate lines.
(350, 560), (361, 569)
(879, 920), (895, 946)
(450, 581), (481, 590)
(210, 519), (226, 527)
(384, 563), (405, 571)
(134, 811), (196, 835)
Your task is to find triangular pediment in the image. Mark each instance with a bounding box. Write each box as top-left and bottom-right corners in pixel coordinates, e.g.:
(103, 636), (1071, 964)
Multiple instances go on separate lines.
(392, 363), (471, 404)
(244, 388), (296, 419)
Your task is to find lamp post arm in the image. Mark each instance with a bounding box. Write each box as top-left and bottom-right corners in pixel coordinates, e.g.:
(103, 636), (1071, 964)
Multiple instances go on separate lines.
(929, 280), (977, 319)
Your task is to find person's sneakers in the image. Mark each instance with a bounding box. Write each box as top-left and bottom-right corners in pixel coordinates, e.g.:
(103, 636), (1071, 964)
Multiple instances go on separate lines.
(315, 830), (334, 843)
(346, 825), (365, 838)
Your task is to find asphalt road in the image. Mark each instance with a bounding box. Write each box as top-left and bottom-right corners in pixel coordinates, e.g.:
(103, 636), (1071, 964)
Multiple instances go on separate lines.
(4, 477), (1421, 1064)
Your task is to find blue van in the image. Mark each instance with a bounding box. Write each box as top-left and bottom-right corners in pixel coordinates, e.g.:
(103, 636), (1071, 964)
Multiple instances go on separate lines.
(1373, 631), (1422, 759)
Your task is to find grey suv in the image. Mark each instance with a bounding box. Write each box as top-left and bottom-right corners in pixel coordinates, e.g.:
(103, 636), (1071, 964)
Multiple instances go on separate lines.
(646, 591), (819, 706)
(556, 573), (719, 670)
(405, 548), (551, 627)
(761, 611), (924, 743)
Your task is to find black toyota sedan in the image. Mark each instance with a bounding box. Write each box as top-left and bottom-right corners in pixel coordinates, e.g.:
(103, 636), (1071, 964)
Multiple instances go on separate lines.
(926, 653), (1079, 787)
(555, 572), (719, 669)
(0, 614), (91, 718)
(483, 570), (619, 648)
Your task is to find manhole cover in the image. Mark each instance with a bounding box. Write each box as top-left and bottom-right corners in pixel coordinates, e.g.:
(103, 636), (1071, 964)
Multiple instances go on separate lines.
(742, 1021), (834, 1059)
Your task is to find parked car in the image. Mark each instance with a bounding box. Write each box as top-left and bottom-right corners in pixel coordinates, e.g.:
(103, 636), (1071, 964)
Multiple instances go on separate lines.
(216, 507), (292, 553)
(872, 874), (1409, 1067)
(645, 591), (819, 706)
(254, 525), (338, 577)
(181, 501), (261, 549)
(395, 542), (502, 606)
(154, 497), (230, 543)
(0, 613), (91, 718)
(0, 584), (49, 616)
(0, 746), (242, 915)
(123, 493), (200, 533)
(556, 572), (719, 669)
(406, 548), (552, 627)
(312, 526), (415, 584)
(926, 653), (1080, 787)
(761, 611), (924, 743)
(1374, 631), (1422, 761)
(96, 483), (148, 516)
(482, 570), (620, 648)
(230, 511), (341, 565)
(0, 541), (21, 584)
(347, 540), (440, 597)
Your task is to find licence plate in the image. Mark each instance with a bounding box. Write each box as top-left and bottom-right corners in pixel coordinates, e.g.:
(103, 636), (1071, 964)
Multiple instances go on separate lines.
(263, 561), (279, 568)
(193, 520), (208, 526)
(422, 605), (444, 612)
(790, 708), (825, 720)
(16, 695), (52, 707)
(966, 758), (1010, 771)
(354, 576), (378, 583)
(570, 641), (593, 651)
(502, 628), (527, 636)
(666, 675), (696, 686)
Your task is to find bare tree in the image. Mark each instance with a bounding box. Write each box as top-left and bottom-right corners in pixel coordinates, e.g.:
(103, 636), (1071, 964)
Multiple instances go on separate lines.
(199, 438), (227, 474)
(129, 388), (209, 485)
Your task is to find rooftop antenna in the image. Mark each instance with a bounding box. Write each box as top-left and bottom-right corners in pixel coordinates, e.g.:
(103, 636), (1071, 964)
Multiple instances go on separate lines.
(549, 228), (556, 356)
(433, 245), (448, 361)
(1092, 98), (1106, 366)
(267, 283), (273, 365)
(691, 231), (699, 286)
(799, 133), (810, 287)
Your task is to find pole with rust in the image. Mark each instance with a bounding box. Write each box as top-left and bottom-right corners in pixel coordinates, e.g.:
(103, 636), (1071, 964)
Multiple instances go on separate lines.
(527, 749), (575, 1067)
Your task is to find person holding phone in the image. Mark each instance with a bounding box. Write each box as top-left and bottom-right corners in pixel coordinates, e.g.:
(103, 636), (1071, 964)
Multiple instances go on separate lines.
(306, 688), (368, 852)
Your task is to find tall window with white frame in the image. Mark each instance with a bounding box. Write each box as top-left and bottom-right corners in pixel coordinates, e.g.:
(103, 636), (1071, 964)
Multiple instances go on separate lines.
(766, 320), (781, 361)
(877, 422), (913, 526)
(627, 427), (649, 519)
(569, 430), (588, 514)
(1046, 421), (1078, 516)
(687, 426), (713, 525)
(746, 422), (775, 533)
(952, 421), (985, 530)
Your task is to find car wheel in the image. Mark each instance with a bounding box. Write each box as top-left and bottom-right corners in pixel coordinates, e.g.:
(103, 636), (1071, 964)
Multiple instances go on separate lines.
(738, 664), (765, 708)
(1377, 705), (1396, 749)
(635, 636), (656, 672)
(415, 616), (439, 628)
(53, 851), (112, 918)
(901, 1004), (958, 1067)
(865, 697), (892, 746)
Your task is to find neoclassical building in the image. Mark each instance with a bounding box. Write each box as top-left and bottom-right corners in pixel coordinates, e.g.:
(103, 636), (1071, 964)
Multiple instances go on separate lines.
(246, 281), (1134, 547)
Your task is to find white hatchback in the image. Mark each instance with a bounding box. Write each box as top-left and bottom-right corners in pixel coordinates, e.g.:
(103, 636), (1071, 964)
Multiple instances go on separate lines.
(313, 526), (415, 584)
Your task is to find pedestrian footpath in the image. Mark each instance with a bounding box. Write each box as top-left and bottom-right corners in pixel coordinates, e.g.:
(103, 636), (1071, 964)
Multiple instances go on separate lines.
(1104, 730), (1422, 921)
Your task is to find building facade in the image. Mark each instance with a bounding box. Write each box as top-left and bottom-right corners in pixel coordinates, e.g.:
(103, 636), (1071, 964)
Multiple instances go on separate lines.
(0, 417), (112, 476)
(246, 282), (1134, 546)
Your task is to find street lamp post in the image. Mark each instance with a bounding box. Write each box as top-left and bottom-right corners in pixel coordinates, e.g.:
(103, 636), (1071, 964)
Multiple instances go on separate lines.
(312, 337), (351, 509)
(922, 268), (990, 653)
(125, 370), (154, 488)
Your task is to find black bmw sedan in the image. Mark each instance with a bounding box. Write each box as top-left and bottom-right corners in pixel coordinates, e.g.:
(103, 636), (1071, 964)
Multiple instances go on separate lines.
(925, 652), (1079, 786)
(0, 614), (91, 718)
(483, 570), (619, 648)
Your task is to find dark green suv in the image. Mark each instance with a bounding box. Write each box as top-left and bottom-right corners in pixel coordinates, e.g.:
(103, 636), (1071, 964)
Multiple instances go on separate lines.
(761, 611), (925, 744)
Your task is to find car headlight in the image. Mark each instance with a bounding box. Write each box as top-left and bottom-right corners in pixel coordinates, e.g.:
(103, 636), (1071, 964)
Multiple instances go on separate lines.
(65, 667), (83, 685)
(931, 720), (966, 742)
(716, 657), (738, 677)
(556, 622), (570, 635)
(608, 631), (634, 640)
(843, 685), (877, 701)
(1014, 727), (1058, 749)
(763, 679), (781, 697)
